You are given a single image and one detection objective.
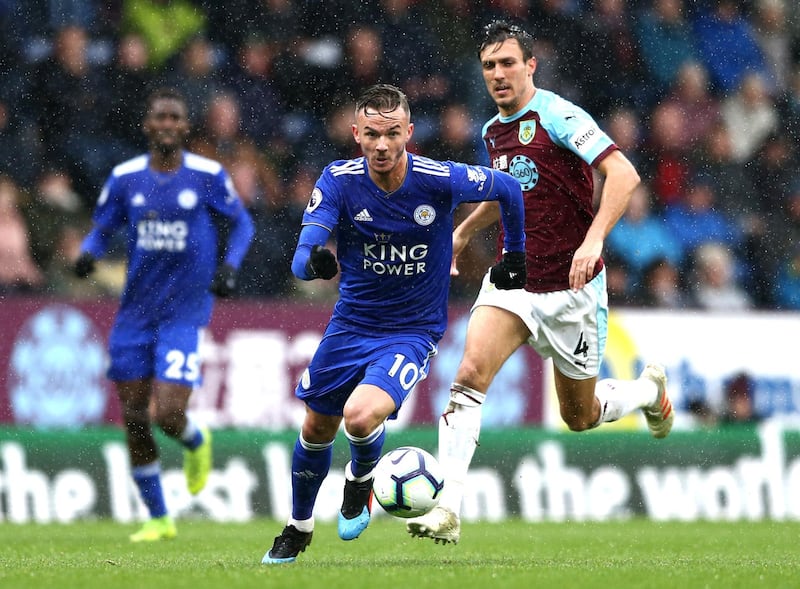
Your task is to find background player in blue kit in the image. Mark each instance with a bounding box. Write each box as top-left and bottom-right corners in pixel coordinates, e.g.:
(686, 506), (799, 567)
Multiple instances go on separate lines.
(74, 87), (254, 542)
(262, 84), (526, 565)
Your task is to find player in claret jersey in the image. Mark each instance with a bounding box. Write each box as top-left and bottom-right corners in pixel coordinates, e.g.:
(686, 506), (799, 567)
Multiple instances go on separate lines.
(407, 21), (675, 546)
(262, 83), (526, 565)
(74, 87), (254, 542)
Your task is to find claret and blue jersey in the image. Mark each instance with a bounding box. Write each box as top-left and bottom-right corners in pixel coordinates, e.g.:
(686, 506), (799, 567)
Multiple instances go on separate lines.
(81, 152), (253, 327)
(301, 152), (524, 340)
(482, 88), (618, 292)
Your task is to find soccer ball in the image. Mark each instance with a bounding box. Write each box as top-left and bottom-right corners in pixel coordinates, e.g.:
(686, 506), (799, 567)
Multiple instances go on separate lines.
(372, 446), (445, 518)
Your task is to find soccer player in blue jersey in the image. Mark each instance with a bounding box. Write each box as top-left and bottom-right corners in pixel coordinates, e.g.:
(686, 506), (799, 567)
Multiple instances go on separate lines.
(74, 87), (254, 542)
(407, 21), (675, 545)
(262, 83), (526, 564)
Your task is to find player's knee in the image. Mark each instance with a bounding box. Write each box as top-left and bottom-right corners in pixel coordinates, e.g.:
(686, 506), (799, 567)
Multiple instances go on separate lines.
(343, 406), (384, 438)
(455, 359), (490, 392)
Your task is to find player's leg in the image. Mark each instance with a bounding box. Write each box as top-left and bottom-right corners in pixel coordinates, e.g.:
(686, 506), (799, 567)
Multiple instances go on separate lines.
(554, 365), (673, 437)
(338, 384), (394, 540)
(408, 304), (529, 544)
(263, 407), (341, 564)
(264, 324), (353, 564)
(117, 378), (177, 542)
(153, 325), (212, 495)
(549, 270), (673, 436)
(151, 380), (212, 495)
(339, 334), (436, 540)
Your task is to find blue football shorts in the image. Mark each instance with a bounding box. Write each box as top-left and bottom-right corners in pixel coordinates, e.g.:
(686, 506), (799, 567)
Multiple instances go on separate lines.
(107, 319), (203, 386)
(296, 323), (438, 418)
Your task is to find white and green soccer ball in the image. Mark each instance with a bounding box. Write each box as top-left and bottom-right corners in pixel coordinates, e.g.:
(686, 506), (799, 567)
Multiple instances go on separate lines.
(372, 446), (445, 518)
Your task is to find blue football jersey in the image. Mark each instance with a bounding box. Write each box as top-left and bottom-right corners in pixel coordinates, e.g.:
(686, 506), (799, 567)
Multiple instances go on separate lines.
(302, 153), (522, 339)
(81, 152), (252, 327)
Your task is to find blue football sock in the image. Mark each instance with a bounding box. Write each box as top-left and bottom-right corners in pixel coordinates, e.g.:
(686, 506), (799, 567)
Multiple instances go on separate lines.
(346, 422), (385, 479)
(291, 435), (334, 520)
(132, 462), (168, 518)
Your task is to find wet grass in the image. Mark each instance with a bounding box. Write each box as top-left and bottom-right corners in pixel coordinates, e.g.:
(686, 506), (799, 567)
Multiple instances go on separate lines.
(1, 518), (798, 589)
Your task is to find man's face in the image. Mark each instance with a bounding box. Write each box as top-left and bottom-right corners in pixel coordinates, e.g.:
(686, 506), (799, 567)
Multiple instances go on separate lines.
(352, 105), (412, 176)
(143, 98), (190, 153)
(480, 39), (536, 116)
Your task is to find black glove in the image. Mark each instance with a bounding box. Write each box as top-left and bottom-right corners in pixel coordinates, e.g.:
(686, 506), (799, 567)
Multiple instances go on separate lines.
(489, 251), (526, 290)
(74, 252), (96, 279)
(306, 245), (338, 280)
(210, 263), (238, 297)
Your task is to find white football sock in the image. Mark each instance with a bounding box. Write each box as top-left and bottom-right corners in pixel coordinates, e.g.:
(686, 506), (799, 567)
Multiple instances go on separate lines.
(593, 377), (658, 425)
(437, 383), (486, 514)
(288, 516), (314, 533)
(180, 418), (200, 443)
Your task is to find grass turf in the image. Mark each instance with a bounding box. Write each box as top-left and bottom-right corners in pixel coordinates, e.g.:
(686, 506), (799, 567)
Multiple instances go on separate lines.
(1, 518), (798, 589)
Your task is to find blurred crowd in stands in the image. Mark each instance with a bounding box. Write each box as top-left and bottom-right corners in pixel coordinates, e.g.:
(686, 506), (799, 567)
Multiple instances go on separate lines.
(0, 0), (799, 310)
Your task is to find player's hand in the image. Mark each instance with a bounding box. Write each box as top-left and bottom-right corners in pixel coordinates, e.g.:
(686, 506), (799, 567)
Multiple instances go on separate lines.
(73, 252), (96, 279)
(489, 251), (526, 290)
(210, 263), (238, 297)
(569, 239), (603, 291)
(307, 245), (338, 280)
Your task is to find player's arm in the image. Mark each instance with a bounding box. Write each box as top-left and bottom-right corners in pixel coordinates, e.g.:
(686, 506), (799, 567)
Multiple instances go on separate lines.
(485, 169), (526, 289)
(219, 205), (255, 268)
(451, 169), (525, 284)
(569, 149), (640, 291)
(74, 182), (125, 278)
(291, 224), (338, 280)
(451, 201), (499, 277)
(210, 205), (255, 297)
(488, 169), (525, 254)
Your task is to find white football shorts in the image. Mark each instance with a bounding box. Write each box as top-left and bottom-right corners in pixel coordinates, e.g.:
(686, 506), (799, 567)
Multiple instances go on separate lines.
(471, 268), (608, 380)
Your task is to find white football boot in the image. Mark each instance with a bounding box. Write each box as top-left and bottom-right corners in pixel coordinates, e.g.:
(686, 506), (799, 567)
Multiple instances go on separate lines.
(406, 506), (461, 545)
(640, 363), (674, 439)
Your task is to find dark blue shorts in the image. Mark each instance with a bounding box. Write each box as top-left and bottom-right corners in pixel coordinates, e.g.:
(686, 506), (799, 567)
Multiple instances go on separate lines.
(296, 323), (438, 418)
(107, 320), (203, 386)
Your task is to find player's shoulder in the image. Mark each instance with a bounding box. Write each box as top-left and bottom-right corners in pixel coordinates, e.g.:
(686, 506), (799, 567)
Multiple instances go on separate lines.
(409, 153), (452, 178)
(111, 154), (148, 178)
(533, 88), (592, 125)
(326, 156), (366, 179)
(183, 152), (224, 176)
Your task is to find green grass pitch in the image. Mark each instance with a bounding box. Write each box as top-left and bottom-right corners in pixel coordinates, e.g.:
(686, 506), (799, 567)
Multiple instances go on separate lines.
(1, 518), (798, 589)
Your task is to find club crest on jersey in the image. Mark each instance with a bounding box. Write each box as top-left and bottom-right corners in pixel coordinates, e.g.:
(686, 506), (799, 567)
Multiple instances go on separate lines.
(414, 205), (436, 226)
(306, 187), (322, 213)
(519, 120), (536, 145)
(177, 189), (198, 209)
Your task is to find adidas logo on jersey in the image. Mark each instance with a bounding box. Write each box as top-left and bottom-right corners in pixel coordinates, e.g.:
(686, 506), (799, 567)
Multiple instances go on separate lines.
(354, 208), (373, 222)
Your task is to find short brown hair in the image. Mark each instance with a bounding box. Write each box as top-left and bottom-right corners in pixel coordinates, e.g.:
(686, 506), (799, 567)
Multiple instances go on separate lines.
(355, 84), (411, 120)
